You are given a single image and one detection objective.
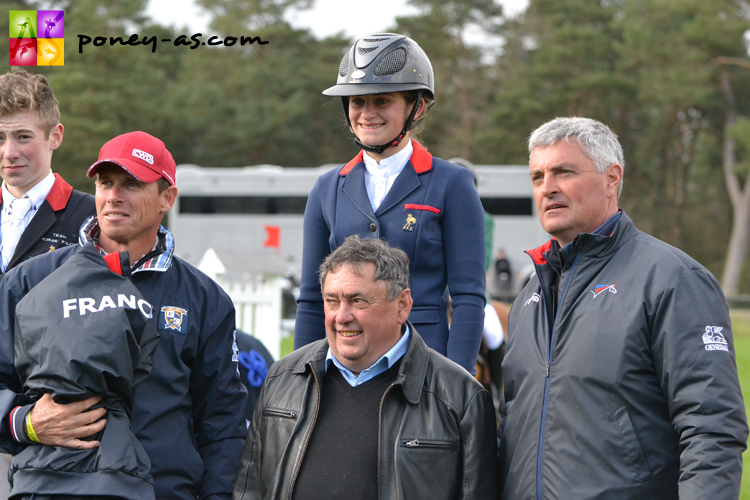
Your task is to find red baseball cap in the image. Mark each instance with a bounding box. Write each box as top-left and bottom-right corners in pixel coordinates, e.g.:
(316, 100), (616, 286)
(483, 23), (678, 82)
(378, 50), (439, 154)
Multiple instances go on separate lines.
(87, 131), (176, 186)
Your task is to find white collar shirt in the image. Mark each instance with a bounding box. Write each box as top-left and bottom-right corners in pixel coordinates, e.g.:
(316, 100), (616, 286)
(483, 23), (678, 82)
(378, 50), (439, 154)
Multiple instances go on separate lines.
(362, 140), (413, 212)
(1, 171), (56, 268)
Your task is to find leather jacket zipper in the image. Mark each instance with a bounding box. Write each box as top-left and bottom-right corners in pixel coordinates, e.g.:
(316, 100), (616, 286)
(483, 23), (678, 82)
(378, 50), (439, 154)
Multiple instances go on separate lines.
(402, 439), (457, 449)
(377, 383), (396, 495)
(262, 408), (298, 419)
(289, 363), (322, 499)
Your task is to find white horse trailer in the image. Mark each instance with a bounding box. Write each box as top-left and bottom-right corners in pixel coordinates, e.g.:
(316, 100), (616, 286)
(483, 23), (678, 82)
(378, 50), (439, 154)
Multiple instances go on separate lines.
(171, 163), (549, 298)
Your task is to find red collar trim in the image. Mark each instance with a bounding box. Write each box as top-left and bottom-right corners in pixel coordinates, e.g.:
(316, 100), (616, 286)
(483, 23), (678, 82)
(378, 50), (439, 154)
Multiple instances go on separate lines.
(527, 239), (554, 265)
(47, 173), (74, 211)
(0, 173), (73, 211)
(103, 252), (123, 275)
(340, 151), (364, 175)
(409, 141), (433, 173)
(339, 141), (434, 176)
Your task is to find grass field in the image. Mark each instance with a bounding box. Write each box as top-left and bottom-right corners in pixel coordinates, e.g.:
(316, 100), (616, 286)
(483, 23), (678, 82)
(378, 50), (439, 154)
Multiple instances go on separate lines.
(280, 334), (294, 358)
(280, 314), (750, 495)
(731, 311), (750, 500)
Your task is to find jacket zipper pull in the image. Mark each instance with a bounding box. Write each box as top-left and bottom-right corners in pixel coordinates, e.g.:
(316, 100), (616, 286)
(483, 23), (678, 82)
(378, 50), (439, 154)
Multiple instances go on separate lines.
(545, 362), (550, 377)
(405, 439), (419, 448)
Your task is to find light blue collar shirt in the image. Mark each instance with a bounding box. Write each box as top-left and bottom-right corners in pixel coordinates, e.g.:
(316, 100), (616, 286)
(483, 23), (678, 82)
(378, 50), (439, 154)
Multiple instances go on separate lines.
(326, 325), (411, 387)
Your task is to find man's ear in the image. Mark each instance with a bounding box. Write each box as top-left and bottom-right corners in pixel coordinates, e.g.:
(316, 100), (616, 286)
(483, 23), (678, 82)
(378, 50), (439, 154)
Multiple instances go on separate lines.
(159, 185), (178, 215)
(606, 163), (623, 198)
(49, 123), (63, 151)
(396, 288), (413, 324)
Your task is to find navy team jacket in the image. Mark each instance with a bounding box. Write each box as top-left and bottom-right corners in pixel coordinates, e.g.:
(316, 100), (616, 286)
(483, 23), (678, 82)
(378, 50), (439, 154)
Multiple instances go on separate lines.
(10, 244), (159, 499)
(0, 239), (246, 500)
(0, 173), (95, 273)
(295, 141), (486, 373)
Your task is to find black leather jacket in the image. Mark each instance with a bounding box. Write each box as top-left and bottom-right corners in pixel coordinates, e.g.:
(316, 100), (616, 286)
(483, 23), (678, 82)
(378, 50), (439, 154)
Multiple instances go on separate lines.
(233, 325), (499, 500)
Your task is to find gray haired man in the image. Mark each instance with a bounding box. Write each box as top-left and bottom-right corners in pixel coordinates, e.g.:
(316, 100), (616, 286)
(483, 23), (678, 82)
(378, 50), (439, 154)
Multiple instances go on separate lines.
(498, 117), (748, 499)
(234, 235), (499, 500)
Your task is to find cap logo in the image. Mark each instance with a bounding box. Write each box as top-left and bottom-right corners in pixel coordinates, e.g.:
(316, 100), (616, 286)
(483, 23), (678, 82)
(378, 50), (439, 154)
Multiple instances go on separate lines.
(351, 70), (365, 80)
(132, 148), (154, 165)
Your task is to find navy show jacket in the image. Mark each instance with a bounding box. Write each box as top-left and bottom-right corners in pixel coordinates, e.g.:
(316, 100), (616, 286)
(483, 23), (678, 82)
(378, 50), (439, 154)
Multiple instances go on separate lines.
(0, 173), (95, 273)
(295, 141), (486, 373)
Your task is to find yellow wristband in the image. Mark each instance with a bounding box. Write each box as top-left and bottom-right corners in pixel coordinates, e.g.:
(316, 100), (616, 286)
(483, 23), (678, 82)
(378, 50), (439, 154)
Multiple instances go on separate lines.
(25, 413), (40, 443)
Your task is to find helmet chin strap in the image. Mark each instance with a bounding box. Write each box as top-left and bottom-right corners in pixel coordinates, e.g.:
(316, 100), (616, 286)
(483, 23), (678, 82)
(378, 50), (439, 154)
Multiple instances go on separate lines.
(344, 91), (423, 156)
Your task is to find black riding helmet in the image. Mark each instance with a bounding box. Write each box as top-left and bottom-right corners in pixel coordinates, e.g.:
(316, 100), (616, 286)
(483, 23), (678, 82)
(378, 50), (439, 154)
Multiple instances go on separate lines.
(323, 33), (435, 155)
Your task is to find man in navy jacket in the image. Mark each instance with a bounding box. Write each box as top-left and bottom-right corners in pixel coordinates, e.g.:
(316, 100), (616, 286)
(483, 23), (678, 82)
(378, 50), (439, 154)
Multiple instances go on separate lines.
(0, 132), (246, 500)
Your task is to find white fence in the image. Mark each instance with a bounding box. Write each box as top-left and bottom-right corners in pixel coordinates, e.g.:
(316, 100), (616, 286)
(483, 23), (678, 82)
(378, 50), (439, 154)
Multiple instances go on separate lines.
(197, 248), (285, 359)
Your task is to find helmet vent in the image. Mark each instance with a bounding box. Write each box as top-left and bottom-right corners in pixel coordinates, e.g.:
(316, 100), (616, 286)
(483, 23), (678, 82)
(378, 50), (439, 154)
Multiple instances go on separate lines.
(358, 47), (376, 54)
(374, 48), (406, 76)
(338, 54), (349, 77)
(363, 38), (388, 42)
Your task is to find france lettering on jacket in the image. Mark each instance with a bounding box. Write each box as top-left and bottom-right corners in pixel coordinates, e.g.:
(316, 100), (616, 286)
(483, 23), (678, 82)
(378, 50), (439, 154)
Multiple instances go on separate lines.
(62, 294), (153, 319)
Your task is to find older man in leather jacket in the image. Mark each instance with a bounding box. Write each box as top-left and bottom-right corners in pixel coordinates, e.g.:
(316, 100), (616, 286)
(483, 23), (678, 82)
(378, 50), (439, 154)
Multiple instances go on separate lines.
(233, 236), (499, 500)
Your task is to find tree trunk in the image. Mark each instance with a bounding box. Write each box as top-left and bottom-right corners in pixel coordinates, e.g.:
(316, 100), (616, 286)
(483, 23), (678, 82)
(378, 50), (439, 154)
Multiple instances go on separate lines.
(719, 67), (749, 296)
(722, 190), (750, 296)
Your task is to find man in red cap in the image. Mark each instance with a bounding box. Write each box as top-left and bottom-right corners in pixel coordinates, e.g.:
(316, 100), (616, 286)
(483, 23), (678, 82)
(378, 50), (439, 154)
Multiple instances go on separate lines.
(0, 131), (247, 500)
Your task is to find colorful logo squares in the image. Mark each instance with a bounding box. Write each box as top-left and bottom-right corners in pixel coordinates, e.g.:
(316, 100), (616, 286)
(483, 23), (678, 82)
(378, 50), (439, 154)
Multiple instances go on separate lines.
(9, 10), (65, 66)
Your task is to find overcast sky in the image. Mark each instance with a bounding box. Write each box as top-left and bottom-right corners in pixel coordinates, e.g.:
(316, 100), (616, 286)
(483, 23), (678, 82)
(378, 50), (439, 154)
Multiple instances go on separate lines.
(146, 0), (530, 40)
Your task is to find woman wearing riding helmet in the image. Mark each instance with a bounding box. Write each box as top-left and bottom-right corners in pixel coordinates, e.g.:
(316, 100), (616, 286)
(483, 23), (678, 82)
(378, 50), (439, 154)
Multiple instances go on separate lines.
(294, 33), (486, 374)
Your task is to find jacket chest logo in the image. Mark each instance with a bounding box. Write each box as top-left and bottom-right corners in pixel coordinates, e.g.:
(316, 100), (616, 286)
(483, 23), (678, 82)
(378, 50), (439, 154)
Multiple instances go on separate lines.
(160, 306), (188, 333)
(401, 203), (440, 232)
(591, 284), (617, 298)
(524, 293), (540, 306)
(403, 213), (417, 231)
